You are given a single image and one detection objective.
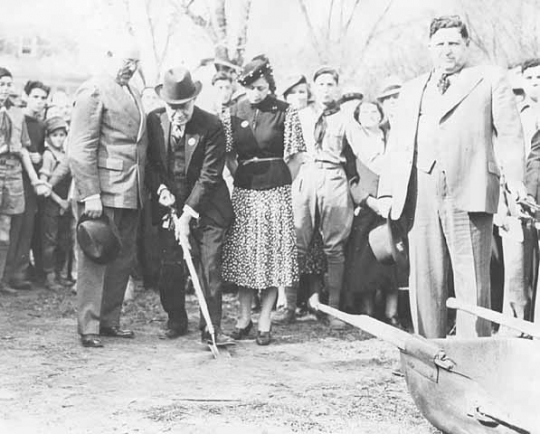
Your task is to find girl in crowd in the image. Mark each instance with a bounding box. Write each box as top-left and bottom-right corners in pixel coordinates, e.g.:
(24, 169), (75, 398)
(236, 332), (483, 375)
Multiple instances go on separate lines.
(222, 55), (305, 345)
(274, 75), (325, 323)
(342, 100), (399, 325)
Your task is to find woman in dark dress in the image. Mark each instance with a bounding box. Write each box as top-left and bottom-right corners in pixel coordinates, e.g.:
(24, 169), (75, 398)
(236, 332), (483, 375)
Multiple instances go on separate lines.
(222, 55), (305, 345)
(342, 100), (399, 324)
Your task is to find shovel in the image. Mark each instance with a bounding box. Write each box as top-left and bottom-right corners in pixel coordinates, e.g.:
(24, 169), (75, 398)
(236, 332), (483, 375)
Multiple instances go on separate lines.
(178, 237), (221, 358)
(167, 208), (221, 359)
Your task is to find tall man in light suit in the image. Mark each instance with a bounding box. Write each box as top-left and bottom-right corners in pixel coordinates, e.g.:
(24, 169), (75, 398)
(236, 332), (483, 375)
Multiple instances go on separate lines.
(378, 16), (525, 338)
(69, 40), (147, 347)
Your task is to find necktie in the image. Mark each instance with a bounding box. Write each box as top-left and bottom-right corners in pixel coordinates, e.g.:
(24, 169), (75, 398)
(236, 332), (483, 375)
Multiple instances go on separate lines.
(122, 84), (136, 103)
(171, 124), (184, 143)
(314, 102), (340, 151)
(0, 106), (12, 151)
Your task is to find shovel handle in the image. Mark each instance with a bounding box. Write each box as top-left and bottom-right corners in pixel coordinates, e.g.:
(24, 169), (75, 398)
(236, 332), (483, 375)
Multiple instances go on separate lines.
(447, 297), (540, 339)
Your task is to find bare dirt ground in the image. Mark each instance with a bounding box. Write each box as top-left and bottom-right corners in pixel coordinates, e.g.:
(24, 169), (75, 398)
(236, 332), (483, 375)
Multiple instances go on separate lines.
(0, 283), (439, 434)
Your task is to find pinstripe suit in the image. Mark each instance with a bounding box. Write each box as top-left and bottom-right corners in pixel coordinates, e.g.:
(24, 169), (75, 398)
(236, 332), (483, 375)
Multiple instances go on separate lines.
(379, 66), (524, 338)
(69, 74), (147, 335)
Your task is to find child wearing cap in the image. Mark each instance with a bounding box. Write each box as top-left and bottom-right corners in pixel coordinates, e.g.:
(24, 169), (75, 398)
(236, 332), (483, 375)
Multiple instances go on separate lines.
(39, 116), (72, 291)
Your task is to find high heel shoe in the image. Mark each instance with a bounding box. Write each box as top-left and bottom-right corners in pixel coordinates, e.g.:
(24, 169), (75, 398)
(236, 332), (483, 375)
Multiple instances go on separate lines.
(230, 320), (253, 340)
(256, 330), (271, 346)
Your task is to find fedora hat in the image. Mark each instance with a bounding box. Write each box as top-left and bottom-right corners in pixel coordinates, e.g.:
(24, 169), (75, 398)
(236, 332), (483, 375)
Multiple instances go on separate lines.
(368, 218), (408, 270)
(155, 67), (202, 105)
(77, 214), (122, 265)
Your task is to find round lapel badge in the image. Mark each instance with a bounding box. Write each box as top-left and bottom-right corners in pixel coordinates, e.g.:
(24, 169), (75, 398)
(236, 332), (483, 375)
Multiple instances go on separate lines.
(188, 137), (197, 146)
(241, 120), (249, 129)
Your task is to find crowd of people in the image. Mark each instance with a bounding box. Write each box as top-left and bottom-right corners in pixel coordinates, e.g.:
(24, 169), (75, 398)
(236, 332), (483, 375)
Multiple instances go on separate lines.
(1, 14), (539, 349)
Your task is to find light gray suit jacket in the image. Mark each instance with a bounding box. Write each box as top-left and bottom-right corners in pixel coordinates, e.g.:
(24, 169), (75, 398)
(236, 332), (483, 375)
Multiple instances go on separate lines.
(68, 74), (148, 209)
(379, 65), (525, 220)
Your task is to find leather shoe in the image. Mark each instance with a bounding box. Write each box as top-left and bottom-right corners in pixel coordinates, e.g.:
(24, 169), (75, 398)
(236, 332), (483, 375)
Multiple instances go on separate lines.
(81, 334), (104, 348)
(256, 330), (271, 346)
(99, 326), (135, 338)
(0, 282), (18, 295)
(230, 320), (253, 340)
(201, 330), (236, 346)
(159, 326), (188, 340)
(273, 307), (295, 324)
(9, 279), (32, 290)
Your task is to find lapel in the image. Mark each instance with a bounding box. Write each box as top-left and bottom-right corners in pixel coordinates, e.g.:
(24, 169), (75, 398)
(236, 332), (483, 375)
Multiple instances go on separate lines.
(128, 85), (145, 143)
(184, 128), (201, 171)
(439, 66), (484, 120)
(106, 76), (141, 130)
(184, 107), (202, 170)
(402, 74), (430, 148)
(159, 111), (171, 169)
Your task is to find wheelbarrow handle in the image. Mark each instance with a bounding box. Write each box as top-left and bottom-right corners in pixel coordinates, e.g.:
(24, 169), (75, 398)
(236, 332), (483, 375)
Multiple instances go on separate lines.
(312, 298), (453, 369)
(447, 297), (540, 339)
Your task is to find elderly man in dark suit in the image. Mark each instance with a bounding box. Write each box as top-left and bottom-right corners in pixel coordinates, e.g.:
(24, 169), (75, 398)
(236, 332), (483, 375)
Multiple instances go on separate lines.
(69, 40), (147, 347)
(378, 16), (525, 338)
(146, 67), (234, 345)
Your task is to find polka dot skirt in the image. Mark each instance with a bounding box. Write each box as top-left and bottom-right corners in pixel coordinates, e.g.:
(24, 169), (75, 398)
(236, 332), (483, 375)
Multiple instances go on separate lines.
(223, 185), (299, 290)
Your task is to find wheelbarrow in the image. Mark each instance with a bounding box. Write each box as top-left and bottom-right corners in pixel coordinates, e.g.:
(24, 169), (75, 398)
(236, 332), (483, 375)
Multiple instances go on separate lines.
(310, 295), (540, 434)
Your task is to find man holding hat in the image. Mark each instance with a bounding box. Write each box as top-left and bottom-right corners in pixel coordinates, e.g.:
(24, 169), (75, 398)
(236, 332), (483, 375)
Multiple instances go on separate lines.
(69, 39), (147, 348)
(146, 67), (233, 345)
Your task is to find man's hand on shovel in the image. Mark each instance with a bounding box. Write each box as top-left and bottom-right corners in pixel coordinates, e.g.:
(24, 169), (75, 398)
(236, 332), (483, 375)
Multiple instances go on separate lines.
(173, 211), (192, 251)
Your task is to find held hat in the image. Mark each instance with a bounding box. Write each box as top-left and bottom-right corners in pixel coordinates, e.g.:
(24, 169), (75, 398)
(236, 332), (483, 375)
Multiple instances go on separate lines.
(77, 214), (122, 265)
(45, 116), (68, 135)
(368, 218), (408, 270)
(155, 67), (202, 105)
(377, 76), (403, 101)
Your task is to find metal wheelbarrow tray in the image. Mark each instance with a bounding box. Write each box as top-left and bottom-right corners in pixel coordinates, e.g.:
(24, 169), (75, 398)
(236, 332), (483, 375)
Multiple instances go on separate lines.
(312, 296), (540, 434)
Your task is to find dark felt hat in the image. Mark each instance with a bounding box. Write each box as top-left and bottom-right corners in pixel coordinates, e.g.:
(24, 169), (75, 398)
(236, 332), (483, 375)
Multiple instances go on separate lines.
(155, 67), (202, 105)
(368, 218), (408, 270)
(339, 91), (364, 104)
(77, 214), (122, 265)
(45, 116), (68, 135)
(238, 55), (272, 87)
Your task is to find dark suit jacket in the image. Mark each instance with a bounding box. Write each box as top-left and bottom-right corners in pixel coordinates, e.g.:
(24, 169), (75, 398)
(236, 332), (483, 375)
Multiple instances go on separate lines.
(146, 106), (233, 228)
(378, 65), (524, 220)
(526, 130), (540, 204)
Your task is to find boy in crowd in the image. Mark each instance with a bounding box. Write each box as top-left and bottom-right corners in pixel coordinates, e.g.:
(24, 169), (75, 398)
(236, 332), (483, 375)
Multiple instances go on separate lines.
(39, 116), (72, 291)
(521, 59), (540, 149)
(4, 80), (49, 289)
(0, 69), (50, 294)
(285, 66), (357, 329)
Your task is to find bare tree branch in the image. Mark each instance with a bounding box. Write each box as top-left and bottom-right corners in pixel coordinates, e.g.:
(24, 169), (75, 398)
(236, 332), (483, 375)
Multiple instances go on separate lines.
(233, 0), (253, 66)
(327, 0), (335, 43)
(212, 0), (229, 60)
(343, 0), (361, 35)
(297, 0), (325, 62)
(360, 0), (394, 51)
